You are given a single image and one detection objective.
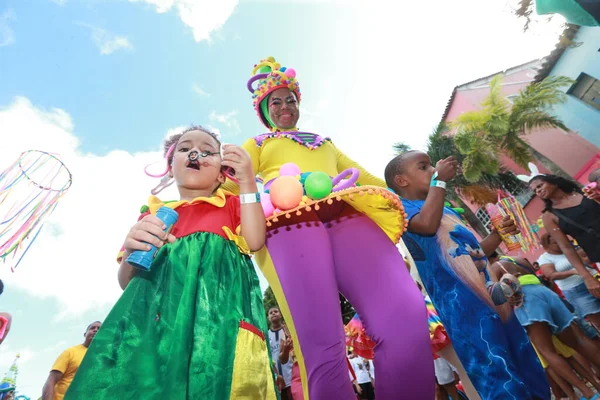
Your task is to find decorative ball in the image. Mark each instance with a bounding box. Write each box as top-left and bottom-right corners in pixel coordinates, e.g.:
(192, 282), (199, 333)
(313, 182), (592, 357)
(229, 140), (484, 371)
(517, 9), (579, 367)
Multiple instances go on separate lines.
(269, 176), (304, 210)
(280, 67), (287, 72)
(266, 56), (275, 62)
(279, 163), (301, 177)
(259, 65), (271, 74)
(285, 68), (296, 78)
(305, 171), (333, 200)
(260, 193), (275, 217)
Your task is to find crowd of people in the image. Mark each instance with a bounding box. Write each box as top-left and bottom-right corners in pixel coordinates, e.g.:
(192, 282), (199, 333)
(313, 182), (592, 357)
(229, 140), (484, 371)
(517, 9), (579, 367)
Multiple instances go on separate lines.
(2, 57), (600, 400)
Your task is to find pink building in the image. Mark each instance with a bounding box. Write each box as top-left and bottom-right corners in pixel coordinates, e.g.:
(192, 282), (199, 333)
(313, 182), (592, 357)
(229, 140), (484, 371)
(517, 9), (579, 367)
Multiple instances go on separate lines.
(440, 59), (599, 260)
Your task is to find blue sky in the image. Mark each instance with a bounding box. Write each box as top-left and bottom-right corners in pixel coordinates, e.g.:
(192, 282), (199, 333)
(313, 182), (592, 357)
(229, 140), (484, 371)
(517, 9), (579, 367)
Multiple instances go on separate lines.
(0, 0), (564, 397)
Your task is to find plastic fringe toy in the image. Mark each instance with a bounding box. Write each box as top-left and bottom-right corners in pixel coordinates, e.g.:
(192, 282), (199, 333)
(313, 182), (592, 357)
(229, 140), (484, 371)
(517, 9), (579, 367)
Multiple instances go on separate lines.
(0, 151), (72, 271)
(494, 191), (541, 253)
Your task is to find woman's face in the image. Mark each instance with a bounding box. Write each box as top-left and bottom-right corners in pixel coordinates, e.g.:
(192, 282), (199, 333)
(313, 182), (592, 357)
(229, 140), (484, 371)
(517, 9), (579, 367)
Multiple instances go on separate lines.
(544, 235), (562, 254)
(529, 178), (557, 200)
(268, 88), (300, 129)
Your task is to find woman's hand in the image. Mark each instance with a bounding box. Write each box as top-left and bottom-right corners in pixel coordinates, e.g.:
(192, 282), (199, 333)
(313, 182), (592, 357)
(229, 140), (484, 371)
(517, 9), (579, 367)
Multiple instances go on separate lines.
(583, 185), (600, 201)
(221, 145), (254, 185)
(124, 214), (176, 255)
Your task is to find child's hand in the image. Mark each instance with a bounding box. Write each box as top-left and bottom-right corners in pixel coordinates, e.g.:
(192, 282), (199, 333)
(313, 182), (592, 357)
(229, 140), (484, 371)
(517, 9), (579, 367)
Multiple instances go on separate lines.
(494, 215), (519, 236)
(221, 145), (254, 184)
(124, 214), (176, 255)
(435, 156), (458, 182)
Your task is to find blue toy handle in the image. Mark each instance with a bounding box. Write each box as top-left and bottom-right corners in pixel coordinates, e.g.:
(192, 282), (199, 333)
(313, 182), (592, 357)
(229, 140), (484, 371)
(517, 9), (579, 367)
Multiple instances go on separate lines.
(126, 206), (179, 271)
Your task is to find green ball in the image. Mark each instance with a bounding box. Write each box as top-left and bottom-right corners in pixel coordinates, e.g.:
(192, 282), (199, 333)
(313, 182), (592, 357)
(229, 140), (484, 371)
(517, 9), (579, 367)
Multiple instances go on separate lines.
(305, 172), (333, 200)
(258, 65), (271, 73)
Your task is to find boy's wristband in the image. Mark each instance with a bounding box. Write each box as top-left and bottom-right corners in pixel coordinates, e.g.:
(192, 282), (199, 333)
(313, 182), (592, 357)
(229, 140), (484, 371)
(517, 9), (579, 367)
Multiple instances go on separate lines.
(240, 192), (261, 204)
(430, 172), (447, 190)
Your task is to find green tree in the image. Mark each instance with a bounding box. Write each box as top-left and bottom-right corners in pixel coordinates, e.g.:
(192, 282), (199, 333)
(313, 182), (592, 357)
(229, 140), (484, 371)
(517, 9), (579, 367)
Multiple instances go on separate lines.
(452, 74), (574, 182)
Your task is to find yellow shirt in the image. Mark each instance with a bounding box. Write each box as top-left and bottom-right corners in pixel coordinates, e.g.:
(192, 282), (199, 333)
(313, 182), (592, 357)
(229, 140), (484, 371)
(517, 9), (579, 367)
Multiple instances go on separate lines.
(51, 344), (87, 400)
(222, 135), (386, 194)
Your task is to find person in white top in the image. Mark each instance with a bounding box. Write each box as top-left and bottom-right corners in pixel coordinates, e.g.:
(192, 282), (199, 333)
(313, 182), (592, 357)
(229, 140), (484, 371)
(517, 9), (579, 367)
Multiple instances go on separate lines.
(267, 307), (294, 400)
(538, 233), (600, 328)
(349, 351), (375, 400)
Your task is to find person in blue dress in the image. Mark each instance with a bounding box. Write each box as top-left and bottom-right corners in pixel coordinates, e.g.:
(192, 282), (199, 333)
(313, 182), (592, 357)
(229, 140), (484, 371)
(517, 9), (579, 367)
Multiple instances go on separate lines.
(384, 150), (550, 400)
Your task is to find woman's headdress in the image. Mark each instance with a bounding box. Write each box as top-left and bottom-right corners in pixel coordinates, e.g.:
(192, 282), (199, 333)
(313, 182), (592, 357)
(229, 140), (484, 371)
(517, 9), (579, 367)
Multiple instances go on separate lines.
(247, 56), (301, 130)
(517, 162), (545, 183)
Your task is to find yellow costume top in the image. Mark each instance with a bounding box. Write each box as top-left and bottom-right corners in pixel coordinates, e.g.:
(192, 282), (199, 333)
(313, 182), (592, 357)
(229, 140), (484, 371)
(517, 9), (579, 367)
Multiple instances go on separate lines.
(223, 133), (406, 244)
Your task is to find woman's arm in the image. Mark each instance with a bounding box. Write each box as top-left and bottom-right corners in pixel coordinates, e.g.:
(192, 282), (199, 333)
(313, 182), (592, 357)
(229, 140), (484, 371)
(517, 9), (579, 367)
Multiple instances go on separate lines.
(540, 263), (577, 281)
(543, 213), (600, 297)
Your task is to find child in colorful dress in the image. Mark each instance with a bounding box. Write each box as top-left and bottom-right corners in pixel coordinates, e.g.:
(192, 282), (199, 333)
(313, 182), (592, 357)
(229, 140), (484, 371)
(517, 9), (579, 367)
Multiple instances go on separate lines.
(491, 256), (600, 400)
(65, 126), (277, 399)
(384, 150), (550, 399)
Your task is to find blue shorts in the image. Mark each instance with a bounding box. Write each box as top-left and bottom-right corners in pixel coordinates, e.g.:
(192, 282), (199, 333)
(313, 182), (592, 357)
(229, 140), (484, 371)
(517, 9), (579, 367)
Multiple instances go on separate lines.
(514, 284), (575, 335)
(562, 281), (600, 319)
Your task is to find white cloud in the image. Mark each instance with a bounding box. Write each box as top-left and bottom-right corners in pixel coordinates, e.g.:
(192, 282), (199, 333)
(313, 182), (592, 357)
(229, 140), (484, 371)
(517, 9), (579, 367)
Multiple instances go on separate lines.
(79, 24), (133, 55)
(0, 97), (163, 317)
(192, 83), (210, 97)
(209, 110), (241, 134)
(309, 0), (565, 180)
(130, 0), (238, 42)
(0, 9), (16, 47)
(0, 98), (268, 318)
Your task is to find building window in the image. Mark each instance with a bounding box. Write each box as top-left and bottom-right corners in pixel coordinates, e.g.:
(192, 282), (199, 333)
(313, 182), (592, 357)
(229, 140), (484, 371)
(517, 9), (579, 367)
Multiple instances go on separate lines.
(476, 207), (492, 233)
(568, 73), (600, 112)
(502, 174), (534, 207)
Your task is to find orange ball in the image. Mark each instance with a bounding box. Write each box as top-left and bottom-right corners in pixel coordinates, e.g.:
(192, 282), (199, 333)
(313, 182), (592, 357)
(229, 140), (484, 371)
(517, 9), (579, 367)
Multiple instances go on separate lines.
(269, 176), (304, 210)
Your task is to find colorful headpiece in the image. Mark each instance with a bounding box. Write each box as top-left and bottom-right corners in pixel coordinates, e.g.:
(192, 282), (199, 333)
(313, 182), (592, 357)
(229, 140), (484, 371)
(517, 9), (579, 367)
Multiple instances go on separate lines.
(517, 162), (545, 183)
(247, 56), (301, 130)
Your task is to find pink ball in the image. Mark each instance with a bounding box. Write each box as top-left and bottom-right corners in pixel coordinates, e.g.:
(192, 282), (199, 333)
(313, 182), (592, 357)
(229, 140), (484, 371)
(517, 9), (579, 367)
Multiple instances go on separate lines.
(260, 193), (275, 217)
(285, 68), (296, 78)
(279, 162), (301, 177)
(269, 176), (304, 210)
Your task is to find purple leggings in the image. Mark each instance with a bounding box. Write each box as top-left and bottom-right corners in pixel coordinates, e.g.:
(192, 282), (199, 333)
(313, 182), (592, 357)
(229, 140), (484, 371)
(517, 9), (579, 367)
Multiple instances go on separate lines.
(265, 214), (434, 399)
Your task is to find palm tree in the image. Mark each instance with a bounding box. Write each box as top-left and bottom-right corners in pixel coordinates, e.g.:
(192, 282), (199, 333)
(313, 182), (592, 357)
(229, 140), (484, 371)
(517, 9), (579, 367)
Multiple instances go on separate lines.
(453, 74), (575, 182)
(393, 124), (523, 238)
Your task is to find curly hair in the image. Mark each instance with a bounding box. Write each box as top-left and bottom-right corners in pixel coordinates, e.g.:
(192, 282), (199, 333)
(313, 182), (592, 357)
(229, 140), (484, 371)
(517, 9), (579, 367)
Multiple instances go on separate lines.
(163, 125), (221, 167)
(530, 174), (582, 212)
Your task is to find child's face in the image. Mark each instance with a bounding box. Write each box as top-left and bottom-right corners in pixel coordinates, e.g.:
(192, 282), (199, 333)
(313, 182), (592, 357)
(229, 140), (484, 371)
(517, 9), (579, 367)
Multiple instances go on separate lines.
(171, 130), (225, 191)
(396, 152), (436, 197)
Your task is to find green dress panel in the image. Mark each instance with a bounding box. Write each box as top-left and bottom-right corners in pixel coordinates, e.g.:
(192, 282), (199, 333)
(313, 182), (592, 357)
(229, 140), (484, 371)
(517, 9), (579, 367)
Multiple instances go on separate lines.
(65, 232), (276, 399)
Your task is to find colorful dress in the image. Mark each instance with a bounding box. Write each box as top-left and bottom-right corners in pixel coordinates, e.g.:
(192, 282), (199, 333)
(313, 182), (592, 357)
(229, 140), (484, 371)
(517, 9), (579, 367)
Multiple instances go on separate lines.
(402, 200), (550, 400)
(65, 190), (277, 400)
(223, 57), (434, 400)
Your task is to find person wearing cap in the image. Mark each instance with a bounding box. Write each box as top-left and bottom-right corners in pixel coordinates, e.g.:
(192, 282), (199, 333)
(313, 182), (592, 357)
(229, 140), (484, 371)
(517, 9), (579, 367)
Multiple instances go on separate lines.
(222, 57), (433, 399)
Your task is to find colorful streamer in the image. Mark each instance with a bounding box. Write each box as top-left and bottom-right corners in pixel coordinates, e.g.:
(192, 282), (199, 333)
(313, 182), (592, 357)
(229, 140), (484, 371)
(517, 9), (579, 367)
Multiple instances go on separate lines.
(493, 191), (541, 254)
(0, 150), (72, 271)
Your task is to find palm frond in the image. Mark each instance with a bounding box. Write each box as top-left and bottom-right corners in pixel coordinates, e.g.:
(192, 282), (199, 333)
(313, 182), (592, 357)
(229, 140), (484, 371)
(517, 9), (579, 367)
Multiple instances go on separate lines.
(392, 142), (412, 154)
